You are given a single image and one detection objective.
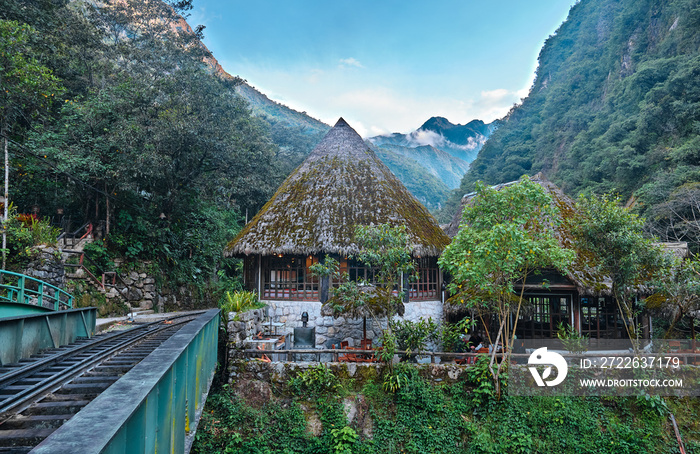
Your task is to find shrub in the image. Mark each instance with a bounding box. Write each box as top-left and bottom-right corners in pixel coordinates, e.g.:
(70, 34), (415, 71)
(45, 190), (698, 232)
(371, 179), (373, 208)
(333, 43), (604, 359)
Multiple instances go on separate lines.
(288, 364), (343, 398)
(389, 317), (438, 361)
(219, 290), (262, 324)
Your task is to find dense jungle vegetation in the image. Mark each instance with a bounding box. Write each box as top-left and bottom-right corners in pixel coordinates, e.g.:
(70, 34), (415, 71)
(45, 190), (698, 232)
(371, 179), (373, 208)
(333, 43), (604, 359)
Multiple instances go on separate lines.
(447, 0), (700, 250)
(193, 361), (700, 454)
(0, 0), (312, 292)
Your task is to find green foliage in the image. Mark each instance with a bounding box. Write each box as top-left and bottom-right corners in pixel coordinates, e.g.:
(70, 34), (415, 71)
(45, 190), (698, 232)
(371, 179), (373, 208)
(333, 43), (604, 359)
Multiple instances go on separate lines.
(2, 205), (58, 271)
(82, 241), (113, 275)
(192, 386), (313, 454)
(464, 355), (498, 410)
(288, 364), (343, 398)
(194, 367), (700, 454)
(221, 290), (260, 314)
(440, 317), (477, 352)
(376, 328), (397, 366)
(382, 364), (410, 393)
(647, 255), (700, 338)
(0, 1), (287, 299)
(439, 177), (575, 396)
(636, 393), (669, 417)
(0, 19), (64, 135)
(556, 322), (589, 354)
(330, 426), (358, 454)
(573, 193), (670, 340)
(388, 317), (438, 361)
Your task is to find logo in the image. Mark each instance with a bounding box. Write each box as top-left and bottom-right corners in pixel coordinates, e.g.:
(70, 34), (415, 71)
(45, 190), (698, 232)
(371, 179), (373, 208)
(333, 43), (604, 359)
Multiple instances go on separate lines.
(528, 347), (568, 387)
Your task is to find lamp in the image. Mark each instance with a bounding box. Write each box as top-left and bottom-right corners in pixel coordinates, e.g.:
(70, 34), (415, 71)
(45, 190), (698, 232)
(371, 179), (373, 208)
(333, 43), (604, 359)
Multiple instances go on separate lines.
(301, 311), (309, 327)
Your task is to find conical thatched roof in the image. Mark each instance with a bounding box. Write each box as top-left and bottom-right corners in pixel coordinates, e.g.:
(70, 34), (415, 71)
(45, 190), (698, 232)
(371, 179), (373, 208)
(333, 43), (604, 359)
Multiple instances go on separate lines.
(225, 118), (450, 257)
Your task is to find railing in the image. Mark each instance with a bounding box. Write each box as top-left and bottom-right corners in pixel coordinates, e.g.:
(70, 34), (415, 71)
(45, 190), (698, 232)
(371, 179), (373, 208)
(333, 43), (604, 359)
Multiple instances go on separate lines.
(240, 347), (488, 363)
(240, 348), (700, 365)
(0, 270), (73, 310)
(57, 221), (92, 249)
(32, 309), (221, 454)
(0, 307), (96, 365)
(63, 249), (130, 292)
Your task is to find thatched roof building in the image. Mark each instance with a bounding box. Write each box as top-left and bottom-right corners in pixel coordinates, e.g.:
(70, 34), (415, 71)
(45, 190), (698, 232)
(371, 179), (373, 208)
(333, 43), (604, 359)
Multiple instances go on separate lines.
(226, 118), (449, 258)
(445, 172), (611, 295)
(226, 118), (449, 303)
(445, 173), (643, 341)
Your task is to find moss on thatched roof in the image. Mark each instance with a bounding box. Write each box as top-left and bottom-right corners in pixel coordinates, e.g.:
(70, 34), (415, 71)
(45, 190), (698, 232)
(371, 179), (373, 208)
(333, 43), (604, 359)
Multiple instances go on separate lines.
(445, 173), (611, 295)
(226, 118), (450, 258)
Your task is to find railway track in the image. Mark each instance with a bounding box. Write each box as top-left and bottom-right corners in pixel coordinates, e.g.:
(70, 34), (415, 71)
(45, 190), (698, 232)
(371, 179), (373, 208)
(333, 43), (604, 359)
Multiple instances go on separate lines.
(0, 313), (202, 453)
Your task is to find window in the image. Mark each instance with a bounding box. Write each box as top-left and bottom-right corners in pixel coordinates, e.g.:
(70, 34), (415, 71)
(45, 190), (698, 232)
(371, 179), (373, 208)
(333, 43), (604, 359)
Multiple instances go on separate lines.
(580, 296), (625, 340)
(262, 255), (318, 300)
(516, 294), (570, 339)
(409, 257), (439, 301)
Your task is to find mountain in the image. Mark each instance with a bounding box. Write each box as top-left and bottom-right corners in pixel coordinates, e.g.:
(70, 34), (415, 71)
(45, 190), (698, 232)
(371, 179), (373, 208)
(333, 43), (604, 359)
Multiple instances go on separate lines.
(371, 143), (470, 190)
(233, 82), (330, 175)
(457, 0), (700, 248)
(369, 144), (451, 212)
(370, 117), (498, 163)
(234, 83), (329, 136)
(366, 116), (496, 221)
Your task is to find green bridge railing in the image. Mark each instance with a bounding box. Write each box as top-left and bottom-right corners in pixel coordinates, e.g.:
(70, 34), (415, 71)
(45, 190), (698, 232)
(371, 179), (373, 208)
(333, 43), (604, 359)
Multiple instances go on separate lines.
(32, 309), (220, 454)
(0, 270), (73, 311)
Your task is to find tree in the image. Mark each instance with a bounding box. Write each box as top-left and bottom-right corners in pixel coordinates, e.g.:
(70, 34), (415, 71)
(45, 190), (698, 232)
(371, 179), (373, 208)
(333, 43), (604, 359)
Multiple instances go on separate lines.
(646, 255), (700, 340)
(646, 183), (700, 253)
(439, 177), (575, 398)
(572, 194), (669, 342)
(0, 19), (63, 269)
(311, 224), (416, 341)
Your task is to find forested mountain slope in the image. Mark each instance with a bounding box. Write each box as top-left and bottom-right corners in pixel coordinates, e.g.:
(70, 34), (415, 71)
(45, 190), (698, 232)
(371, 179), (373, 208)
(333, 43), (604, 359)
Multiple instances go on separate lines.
(457, 0), (700, 245)
(0, 0), (285, 283)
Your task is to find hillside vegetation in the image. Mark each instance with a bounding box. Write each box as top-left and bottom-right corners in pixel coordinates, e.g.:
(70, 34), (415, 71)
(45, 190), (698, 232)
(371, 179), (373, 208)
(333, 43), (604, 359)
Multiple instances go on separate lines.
(456, 0), (700, 247)
(193, 362), (700, 454)
(0, 0), (287, 288)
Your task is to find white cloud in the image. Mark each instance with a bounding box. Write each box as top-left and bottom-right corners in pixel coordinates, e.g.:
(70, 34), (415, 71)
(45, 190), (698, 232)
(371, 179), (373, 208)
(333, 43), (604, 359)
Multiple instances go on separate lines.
(338, 58), (364, 69)
(480, 88), (510, 103)
(224, 60), (530, 136)
(407, 130), (445, 148)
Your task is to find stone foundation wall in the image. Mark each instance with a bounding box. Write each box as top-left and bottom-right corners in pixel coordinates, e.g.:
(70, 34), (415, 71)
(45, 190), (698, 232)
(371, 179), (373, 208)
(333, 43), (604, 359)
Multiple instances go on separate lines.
(24, 245), (66, 290)
(229, 358), (467, 387)
(227, 308), (267, 350)
(265, 299), (444, 348)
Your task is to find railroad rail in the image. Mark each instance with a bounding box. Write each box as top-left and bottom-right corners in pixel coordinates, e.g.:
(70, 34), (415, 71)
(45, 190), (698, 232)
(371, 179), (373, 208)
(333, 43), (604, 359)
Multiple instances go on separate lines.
(0, 312), (202, 453)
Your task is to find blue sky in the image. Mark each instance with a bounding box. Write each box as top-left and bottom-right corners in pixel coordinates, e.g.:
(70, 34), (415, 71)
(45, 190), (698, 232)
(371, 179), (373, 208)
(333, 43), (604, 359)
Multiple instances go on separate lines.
(189, 1), (577, 137)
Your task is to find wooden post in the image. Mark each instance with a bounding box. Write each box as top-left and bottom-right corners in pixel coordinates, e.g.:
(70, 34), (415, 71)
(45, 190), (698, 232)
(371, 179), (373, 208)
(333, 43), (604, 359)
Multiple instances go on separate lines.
(319, 255), (329, 303)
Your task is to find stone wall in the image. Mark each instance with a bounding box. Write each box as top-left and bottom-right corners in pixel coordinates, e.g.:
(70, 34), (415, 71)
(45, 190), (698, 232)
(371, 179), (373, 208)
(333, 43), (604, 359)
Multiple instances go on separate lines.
(24, 245), (66, 290)
(265, 299), (444, 348)
(227, 308), (267, 351)
(229, 358), (467, 387)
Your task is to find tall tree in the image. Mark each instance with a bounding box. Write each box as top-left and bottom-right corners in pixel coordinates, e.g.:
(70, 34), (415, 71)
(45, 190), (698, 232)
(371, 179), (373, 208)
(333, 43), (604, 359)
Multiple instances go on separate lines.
(439, 177), (574, 398)
(647, 255), (700, 339)
(0, 19), (63, 268)
(573, 194), (669, 342)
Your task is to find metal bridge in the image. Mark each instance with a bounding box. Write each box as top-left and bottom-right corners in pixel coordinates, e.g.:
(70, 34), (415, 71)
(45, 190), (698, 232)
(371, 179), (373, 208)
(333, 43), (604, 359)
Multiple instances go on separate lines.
(0, 302), (219, 453)
(0, 271), (73, 318)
